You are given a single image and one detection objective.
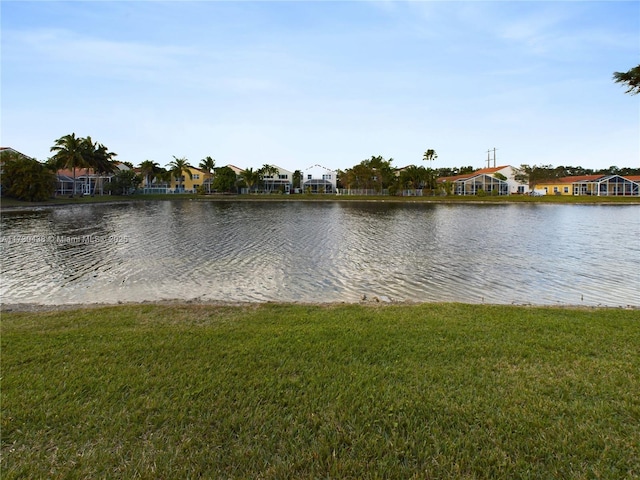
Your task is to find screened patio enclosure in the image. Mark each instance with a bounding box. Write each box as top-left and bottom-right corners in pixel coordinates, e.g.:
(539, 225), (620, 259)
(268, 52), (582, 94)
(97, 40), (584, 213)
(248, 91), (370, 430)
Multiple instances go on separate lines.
(303, 178), (335, 193)
(454, 174), (509, 196)
(572, 175), (640, 196)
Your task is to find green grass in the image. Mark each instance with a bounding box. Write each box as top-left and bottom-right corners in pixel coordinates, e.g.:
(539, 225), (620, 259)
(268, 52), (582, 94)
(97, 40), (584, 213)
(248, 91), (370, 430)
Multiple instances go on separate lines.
(2, 303), (639, 479)
(2, 192), (639, 209)
(0, 193), (198, 208)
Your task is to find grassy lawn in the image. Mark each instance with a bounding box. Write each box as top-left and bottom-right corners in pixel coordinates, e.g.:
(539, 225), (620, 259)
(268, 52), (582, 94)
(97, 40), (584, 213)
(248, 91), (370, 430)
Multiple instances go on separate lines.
(2, 303), (639, 479)
(2, 193), (640, 209)
(0, 193), (198, 208)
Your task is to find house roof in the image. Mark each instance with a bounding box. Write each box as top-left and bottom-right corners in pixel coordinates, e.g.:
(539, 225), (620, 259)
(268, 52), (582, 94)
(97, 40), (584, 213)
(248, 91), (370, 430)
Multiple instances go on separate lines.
(304, 164), (335, 173)
(57, 168), (97, 177)
(437, 165), (511, 183)
(544, 175), (604, 184)
(535, 174), (640, 184)
(225, 164), (245, 174)
(0, 147), (35, 160)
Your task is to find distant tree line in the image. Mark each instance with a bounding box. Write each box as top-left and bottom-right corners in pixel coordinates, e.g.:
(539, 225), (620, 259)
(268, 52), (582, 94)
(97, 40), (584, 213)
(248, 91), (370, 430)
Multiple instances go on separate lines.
(2, 135), (639, 202)
(514, 164), (640, 189)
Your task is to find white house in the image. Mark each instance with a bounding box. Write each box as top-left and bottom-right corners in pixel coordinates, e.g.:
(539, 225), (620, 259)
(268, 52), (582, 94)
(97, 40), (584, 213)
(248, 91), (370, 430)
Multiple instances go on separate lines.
(438, 165), (530, 195)
(302, 164), (337, 193)
(262, 165), (293, 193)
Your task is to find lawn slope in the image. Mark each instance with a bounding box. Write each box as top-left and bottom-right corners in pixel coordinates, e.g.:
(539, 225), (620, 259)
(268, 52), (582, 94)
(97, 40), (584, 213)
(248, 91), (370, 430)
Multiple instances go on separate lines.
(2, 303), (639, 479)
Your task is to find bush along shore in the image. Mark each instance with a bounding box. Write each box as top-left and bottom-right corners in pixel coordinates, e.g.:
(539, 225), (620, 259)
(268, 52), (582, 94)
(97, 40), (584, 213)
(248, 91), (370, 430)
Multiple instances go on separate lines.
(2, 302), (639, 479)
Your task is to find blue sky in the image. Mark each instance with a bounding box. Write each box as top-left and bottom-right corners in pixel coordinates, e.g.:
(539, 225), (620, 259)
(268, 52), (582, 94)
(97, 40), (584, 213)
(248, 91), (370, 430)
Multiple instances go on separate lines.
(2, 1), (638, 172)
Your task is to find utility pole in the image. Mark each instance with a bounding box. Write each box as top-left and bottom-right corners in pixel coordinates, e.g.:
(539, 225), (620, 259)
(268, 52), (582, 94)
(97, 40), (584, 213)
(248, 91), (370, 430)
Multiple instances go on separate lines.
(487, 148), (498, 168)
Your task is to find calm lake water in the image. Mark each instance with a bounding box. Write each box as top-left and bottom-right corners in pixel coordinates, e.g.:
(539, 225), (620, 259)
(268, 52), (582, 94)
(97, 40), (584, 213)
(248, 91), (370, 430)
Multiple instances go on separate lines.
(1, 200), (639, 307)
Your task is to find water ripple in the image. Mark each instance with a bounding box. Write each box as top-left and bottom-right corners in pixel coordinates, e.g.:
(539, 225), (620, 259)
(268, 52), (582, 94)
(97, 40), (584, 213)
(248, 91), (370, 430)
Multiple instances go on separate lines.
(1, 201), (638, 307)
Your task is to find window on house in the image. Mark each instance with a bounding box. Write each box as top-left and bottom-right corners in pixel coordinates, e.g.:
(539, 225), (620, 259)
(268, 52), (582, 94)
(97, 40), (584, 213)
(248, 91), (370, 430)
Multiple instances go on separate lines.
(307, 174), (312, 180)
(553, 187), (559, 193)
(193, 174), (200, 180)
(564, 187), (569, 193)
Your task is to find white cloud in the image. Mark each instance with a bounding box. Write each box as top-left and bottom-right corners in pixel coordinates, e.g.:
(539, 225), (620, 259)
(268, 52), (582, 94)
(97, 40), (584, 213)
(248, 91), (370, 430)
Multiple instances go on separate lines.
(4, 28), (195, 81)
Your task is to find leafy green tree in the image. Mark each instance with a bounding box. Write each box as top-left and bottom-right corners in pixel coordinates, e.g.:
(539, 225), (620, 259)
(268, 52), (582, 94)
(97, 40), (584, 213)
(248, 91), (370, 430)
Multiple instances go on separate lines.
(107, 170), (142, 195)
(50, 133), (87, 197)
(212, 166), (237, 193)
(398, 165), (428, 191)
(1, 153), (56, 201)
(613, 64), (640, 95)
(341, 156), (395, 193)
(515, 164), (558, 190)
(435, 166), (474, 178)
(168, 156), (193, 192)
(199, 156), (216, 193)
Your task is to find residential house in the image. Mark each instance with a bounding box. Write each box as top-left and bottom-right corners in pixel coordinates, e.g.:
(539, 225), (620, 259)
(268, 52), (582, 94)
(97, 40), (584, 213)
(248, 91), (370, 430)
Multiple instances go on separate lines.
(302, 164), (337, 193)
(438, 165), (527, 196)
(261, 165), (293, 193)
(136, 167), (170, 194)
(536, 175), (640, 196)
(169, 166), (211, 193)
(55, 163), (131, 196)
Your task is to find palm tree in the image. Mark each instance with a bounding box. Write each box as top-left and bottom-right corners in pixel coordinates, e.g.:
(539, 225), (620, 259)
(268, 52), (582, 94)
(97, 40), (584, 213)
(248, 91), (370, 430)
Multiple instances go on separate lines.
(168, 156), (193, 192)
(50, 133), (87, 198)
(259, 164), (279, 193)
(423, 149), (438, 170)
(199, 156), (216, 193)
(399, 165), (428, 191)
(292, 170), (303, 192)
(240, 167), (259, 194)
(613, 64), (640, 95)
(139, 160), (161, 192)
(83, 138), (117, 195)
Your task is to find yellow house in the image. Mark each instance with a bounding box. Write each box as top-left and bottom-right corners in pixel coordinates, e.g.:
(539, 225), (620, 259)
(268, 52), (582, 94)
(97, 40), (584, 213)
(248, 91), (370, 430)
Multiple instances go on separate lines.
(170, 166), (212, 193)
(534, 175), (603, 196)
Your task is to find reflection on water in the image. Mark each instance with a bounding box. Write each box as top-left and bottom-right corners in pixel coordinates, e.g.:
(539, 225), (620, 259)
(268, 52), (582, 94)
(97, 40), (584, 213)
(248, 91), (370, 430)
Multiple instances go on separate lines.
(1, 200), (639, 307)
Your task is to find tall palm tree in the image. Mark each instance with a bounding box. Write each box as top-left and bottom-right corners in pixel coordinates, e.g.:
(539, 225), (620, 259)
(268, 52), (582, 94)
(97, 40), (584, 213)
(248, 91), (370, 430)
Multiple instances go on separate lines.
(168, 156), (193, 192)
(139, 160), (161, 192)
(423, 149), (438, 170)
(50, 133), (87, 198)
(240, 167), (259, 194)
(83, 138), (117, 196)
(259, 164), (279, 193)
(199, 156), (216, 193)
(292, 170), (303, 192)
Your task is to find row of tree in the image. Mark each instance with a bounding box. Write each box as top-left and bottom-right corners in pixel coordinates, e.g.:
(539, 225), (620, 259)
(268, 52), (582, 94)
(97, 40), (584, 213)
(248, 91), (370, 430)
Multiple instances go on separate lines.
(2, 134), (639, 201)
